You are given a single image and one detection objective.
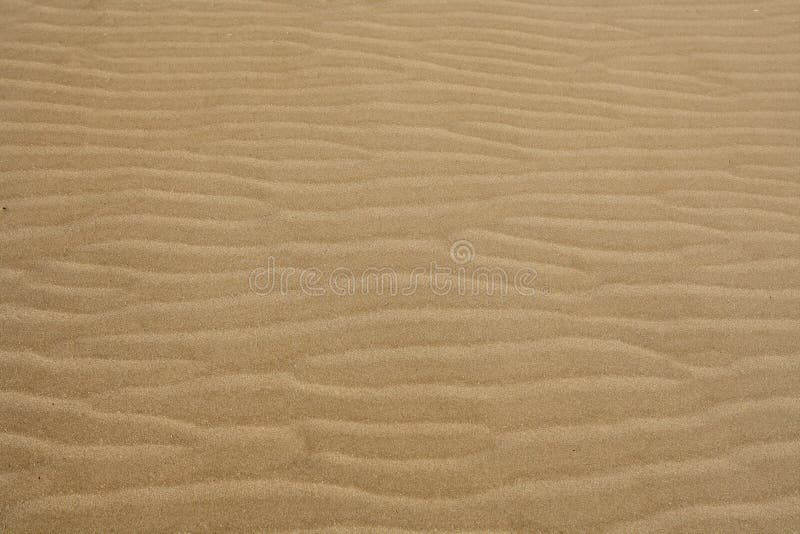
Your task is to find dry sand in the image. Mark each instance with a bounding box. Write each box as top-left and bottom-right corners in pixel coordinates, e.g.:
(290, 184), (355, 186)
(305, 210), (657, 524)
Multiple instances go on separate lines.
(1, 0), (800, 532)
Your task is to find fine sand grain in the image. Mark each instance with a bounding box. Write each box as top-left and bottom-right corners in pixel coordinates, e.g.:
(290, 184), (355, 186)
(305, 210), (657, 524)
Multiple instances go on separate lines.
(1, 0), (799, 532)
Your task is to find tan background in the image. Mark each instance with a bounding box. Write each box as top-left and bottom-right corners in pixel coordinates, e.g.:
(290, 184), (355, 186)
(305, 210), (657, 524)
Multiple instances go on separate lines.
(1, 0), (799, 531)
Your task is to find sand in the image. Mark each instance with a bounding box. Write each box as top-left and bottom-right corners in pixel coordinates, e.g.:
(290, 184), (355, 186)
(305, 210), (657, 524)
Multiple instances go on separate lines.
(1, 0), (799, 531)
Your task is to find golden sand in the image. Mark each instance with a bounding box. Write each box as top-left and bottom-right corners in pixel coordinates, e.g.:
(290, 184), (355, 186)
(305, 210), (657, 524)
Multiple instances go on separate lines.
(1, 0), (799, 531)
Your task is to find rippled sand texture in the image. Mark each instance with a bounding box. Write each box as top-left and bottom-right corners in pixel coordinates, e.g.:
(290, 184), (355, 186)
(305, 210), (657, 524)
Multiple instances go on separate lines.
(2, 0), (800, 531)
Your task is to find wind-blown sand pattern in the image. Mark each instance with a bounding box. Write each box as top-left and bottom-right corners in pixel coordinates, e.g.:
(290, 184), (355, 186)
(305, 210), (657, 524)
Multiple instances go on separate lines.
(1, 0), (799, 531)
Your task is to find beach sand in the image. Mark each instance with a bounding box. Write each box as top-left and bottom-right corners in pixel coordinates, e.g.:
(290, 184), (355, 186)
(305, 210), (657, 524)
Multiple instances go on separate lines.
(1, 0), (799, 531)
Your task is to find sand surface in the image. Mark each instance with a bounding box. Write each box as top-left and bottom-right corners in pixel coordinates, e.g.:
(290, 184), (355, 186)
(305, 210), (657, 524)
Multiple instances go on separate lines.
(1, 0), (799, 532)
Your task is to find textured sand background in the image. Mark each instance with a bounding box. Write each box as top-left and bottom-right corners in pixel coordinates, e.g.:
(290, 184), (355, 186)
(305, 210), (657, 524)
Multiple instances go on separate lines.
(1, 0), (800, 532)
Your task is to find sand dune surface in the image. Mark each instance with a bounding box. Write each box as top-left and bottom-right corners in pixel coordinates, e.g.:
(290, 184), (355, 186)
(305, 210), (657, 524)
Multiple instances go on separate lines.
(1, 0), (799, 531)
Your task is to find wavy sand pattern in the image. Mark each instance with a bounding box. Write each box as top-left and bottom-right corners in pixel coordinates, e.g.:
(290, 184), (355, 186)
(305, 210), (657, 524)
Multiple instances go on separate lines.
(1, 0), (799, 531)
